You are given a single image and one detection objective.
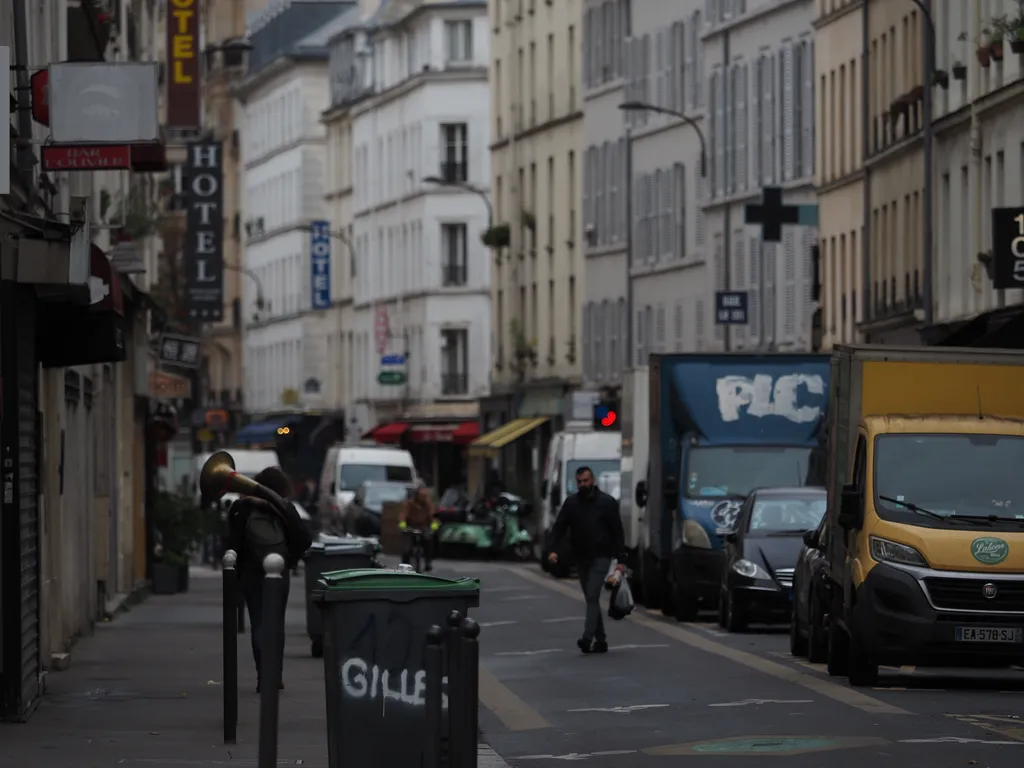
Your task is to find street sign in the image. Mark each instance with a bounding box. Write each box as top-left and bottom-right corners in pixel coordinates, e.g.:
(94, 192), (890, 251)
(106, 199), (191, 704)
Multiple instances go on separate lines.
(378, 370), (406, 385)
(744, 186), (818, 243)
(310, 220), (331, 309)
(715, 291), (748, 325)
(381, 354), (405, 366)
(991, 207), (1024, 289)
(157, 333), (201, 368)
(374, 306), (390, 354)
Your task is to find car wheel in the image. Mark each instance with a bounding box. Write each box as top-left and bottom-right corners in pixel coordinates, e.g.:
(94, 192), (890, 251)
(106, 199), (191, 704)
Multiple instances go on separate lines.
(724, 589), (746, 632)
(790, 601), (808, 657)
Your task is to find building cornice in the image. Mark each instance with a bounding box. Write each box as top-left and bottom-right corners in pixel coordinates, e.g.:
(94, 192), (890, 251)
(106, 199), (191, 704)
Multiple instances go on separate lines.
(232, 54), (327, 102)
(349, 66), (489, 119)
(815, 168), (866, 196)
(490, 110), (583, 152)
(701, 0), (809, 41)
(812, 0), (863, 31)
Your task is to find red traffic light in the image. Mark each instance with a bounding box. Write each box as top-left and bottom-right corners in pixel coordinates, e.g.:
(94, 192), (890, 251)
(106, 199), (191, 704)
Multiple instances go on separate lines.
(593, 403), (618, 429)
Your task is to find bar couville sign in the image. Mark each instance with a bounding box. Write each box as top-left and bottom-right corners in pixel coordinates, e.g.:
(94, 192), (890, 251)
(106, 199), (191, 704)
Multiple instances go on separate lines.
(165, 0), (200, 128)
(42, 145), (131, 171)
(185, 141), (224, 321)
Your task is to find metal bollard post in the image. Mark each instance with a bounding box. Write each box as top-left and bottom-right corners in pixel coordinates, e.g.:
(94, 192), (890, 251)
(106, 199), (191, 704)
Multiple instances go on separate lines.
(423, 625), (445, 768)
(238, 587), (247, 634)
(458, 618), (480, 768)
(222, 550), (239, 745)
(258, 553), (287, 768)
(445, 610), (464, 768)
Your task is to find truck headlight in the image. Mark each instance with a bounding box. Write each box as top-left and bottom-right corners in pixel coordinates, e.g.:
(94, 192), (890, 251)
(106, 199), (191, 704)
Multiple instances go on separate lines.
(682, 519), (711, 549)
(869, 536), (928, 567)
(732, 559), (771, 580)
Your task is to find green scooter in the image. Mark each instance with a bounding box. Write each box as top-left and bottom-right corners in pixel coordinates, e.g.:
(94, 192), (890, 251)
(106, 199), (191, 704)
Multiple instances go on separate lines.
(437, 492), (534, 560)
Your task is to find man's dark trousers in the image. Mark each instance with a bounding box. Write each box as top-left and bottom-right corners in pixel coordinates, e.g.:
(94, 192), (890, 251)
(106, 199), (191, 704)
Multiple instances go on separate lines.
(241, 566), (291, 679)
(578, 557), (611, 642)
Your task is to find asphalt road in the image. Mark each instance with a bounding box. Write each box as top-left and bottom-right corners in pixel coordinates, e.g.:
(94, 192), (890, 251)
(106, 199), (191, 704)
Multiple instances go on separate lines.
(430, 559), (1024, 767)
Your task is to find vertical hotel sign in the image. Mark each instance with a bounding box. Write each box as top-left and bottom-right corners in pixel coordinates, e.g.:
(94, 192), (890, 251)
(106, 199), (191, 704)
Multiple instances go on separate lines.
(185, 142), (224, 321)
(166, 0), (200, 128)
(310, 221), (332, 310)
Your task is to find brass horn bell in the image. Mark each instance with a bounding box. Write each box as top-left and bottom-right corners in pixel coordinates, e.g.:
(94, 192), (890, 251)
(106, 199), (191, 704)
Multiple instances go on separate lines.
(200, 450), (257, 502)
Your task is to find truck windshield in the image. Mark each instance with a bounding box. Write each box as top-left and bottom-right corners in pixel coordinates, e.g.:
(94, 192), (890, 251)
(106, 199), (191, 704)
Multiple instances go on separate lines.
(874, 434), (1024, 523)
(566, 459), (621, 494)
(684, 446), (815, 498)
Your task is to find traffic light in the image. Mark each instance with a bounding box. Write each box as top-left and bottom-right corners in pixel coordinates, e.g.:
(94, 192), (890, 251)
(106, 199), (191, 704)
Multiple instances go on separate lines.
(593, 398), (619, 430)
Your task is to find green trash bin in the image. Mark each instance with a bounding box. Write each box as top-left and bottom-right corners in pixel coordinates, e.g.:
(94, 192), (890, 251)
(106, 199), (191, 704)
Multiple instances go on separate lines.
(313, 568), (480, 768)
(303, 537), (382, 658)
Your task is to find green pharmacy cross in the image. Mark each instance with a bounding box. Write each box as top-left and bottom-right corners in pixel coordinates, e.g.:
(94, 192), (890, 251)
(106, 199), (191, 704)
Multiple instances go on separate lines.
(378, 370), (406, 386)
(744, 186), (819, 243)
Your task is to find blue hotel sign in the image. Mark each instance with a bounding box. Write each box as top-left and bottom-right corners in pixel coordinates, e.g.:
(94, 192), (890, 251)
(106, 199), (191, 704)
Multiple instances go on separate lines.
(310, 220), (331, 310)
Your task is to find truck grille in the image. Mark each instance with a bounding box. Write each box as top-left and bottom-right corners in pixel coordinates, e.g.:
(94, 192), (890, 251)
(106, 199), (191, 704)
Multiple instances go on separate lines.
(923, 577), (1024, 612)
(774, 568), (794, 588)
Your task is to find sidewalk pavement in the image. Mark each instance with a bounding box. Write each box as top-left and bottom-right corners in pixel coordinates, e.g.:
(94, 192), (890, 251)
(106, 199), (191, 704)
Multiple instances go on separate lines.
(1, 565), (509, 768)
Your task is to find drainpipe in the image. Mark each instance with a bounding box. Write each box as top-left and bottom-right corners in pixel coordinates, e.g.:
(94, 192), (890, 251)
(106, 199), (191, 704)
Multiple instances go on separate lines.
(12, 0), (34, 176)
(861, 0), (872, 332)
(722, 29), (731, 352)
(624, 127), (633, 373)
(969, 0), (982, 313)
(921, 0), (934, 328)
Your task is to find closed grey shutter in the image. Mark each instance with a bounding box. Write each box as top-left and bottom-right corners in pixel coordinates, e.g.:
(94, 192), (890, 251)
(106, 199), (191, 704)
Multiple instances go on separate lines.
(584, 8), (593, 89)
(655, 304), (666, 352)
(583, 303), (592, 379)
(595, 145), (604, 244)
(733, 236), (746, 343)
(583, 146), (592, 235)
(764, 53), (774, 183)
(753, 57), (762, 185)
(635, 308), (645, 365)
(802, 40), (815, 177)
(674, 302), (684, 351)
(633, 174), (643, 264)
(716, 71), (726, 197)
(666, 26), (677, 112)
(783, 230), (797, 342)
(619, 298), (627, 370)
(737, 63), (748, 191)
(765, 243), (777, 345)
(674, 163), (686, 259)
(605, 142), (614, 243)
(685, 16), (695, 111)
(713, 232), (725, 342)
(645, 173), (656, 261)
(609, 298), (619, 378)
(596, 301), (605, 379)
(782, 45), (794, 182)
(726, 65), (735, 195)
(695, 166), (705, 245)
(802, 229), (818, 343)
(675, 21), (685, 109)
(662, 169), (674, 258)
(749, 236), (761, 344)
(642, 34), (651, 116)
(709, 70), (719, 197)
(695, 298), (706, 351)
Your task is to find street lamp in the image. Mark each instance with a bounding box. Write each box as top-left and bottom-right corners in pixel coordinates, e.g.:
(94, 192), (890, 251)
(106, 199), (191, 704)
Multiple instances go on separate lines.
(423, 175), (494, 227)
(300, 223), (358, 278)
(618, 101), (707, 177)
(908, 0), (935, 327)
(224, 262), (267, 311)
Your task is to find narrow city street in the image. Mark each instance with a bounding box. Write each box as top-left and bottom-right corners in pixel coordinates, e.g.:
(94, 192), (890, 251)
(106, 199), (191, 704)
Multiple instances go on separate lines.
(2, 559), (1023, 767)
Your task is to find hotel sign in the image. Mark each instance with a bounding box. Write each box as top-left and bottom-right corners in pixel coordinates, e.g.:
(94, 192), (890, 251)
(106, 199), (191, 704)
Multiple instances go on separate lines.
(165, 0), (200, 128)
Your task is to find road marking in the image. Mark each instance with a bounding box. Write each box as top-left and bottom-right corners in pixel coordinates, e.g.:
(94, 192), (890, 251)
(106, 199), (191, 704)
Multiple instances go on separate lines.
(507, 565), (911, 716)
(484, 586), (529, 593)
(645, 735), (890, 756)
(516, 751), (637, 760)
(947, 714), (1024, 742)
(477, 665), (551, 731)
(607, 643), (670, 651)
(501, 594), (543, 601)
(568, 704), (670, 714)
(480, 620), (519, 628)
(901, 736), (1024, 745)
(494, 648), (563, 656)
(542, 616), (584, 623)
(708, 698), (813, 707)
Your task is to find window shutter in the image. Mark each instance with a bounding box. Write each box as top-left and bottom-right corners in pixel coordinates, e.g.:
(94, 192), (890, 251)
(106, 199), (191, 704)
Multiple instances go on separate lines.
(606, 142), (615, 243)
(713, 232), (725, 341)
(782, 45), (794, 182)
(695, 168), (705, 245)
(695, 299), (706, 351)
(733, 236), (746, 343)
(595, 301), (605, 379)
(635, 308), (645, 365)
(783, 231), (797, 342)
(655, 31), (665, 108)
(617, 138), (626, 240)
(666, 26), (677, 112)
(605, 2), (615, 81)
(801, 229), (817, 342)
(619, 1), (630, 76)
(656, 304), (666, 351)
(642, 34), (652, 114)
(583, 148), (592, 234)
(662, 170), (673, 258)
(763, 53), (774, 184)
(726, 66), (736, 195)
(708, 70), (718, 197)
(674, 303), (684, 351)
(737, 64), (748, 191)
(685, 18), (695, 111)
(675, 21), (686, 110)
(593, 8), (603, 86)
(752, 58), (762, 186)
(594, 147), (603, 244)
(674, 163), (685, 259)
(633, 174), (643, 264)
(609, 298), (619, 378)
(649, 171), (659, 260)
(583, 303), (591, 378)
(584, 9), (593, 89)
(715, 71), (726, 198)
(694, 11), (704, 107)
(802, 40), (814, 178)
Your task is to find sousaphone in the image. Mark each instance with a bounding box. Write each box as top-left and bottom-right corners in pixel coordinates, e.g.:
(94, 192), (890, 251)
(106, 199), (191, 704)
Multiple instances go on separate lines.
(199, 450), (290, 516)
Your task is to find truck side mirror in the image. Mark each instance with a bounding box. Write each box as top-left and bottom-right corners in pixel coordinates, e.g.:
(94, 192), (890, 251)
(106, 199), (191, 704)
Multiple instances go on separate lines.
(802, 529), (817, 548)
(635, 480), (648, 508)
(838, 484), (862, 530)
(663, 475), (679, 510)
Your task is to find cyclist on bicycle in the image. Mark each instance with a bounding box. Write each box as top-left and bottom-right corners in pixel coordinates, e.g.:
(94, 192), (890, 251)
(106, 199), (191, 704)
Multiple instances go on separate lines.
(399, 481), (439, 571)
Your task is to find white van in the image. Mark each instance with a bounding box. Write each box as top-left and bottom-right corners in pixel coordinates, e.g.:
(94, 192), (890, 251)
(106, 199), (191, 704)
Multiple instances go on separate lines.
(538, 424), (622, 566)
(318, 444), (418, 521)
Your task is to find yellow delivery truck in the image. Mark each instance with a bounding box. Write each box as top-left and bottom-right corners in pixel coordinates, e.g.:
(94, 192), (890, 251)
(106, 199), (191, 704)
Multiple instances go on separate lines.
(825, 344), (1024, 686)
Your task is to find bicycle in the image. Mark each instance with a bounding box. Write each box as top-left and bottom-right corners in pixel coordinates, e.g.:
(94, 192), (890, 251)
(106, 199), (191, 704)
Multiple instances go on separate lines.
(404, 527), (426, 573)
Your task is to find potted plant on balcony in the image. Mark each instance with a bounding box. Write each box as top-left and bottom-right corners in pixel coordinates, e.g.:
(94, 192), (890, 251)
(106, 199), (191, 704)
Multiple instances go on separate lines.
(521, 209), (536, 231)
(509, 319), (537, 380)
(1008, 7), (1024, 53)
(988, 19), (1006, 61)
(976, 28), (993, 66)
(931, 68), (949, 89)
(481, 222), (511, 249)
(951, 58), (967, 80)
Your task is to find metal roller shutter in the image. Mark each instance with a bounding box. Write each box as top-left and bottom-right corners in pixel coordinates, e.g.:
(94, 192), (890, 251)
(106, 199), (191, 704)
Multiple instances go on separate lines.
(1, 283), (41, 722)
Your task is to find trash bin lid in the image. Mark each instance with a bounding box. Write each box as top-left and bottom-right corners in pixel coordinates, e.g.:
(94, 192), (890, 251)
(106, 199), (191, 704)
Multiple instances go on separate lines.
(307, 540), (376, 554)
(312, 568), (480, 602)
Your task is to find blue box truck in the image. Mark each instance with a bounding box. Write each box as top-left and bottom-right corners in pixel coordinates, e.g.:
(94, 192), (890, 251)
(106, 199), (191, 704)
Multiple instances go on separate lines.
(635, 353), (830, 621)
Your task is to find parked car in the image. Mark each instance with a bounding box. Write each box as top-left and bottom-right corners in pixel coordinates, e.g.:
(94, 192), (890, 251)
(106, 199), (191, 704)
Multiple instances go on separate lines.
(317, 444), (417, 521)
(336, 480), (414, 537)
(719, 487), (827, 632)
(790, 511), (831, 662)
(436, 486), (472, 525)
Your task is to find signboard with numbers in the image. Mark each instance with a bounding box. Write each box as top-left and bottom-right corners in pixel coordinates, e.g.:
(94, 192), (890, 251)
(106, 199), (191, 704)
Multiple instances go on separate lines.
(991, 207), (1024, 289)
(157, 333), (201, 368)
(715, 291), (748, 325)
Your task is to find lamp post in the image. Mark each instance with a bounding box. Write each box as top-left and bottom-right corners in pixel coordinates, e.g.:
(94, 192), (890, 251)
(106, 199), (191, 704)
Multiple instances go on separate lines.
(618, 101), (708, 177)
(908, 0), (935, 327)
(422, 176), (494, 228)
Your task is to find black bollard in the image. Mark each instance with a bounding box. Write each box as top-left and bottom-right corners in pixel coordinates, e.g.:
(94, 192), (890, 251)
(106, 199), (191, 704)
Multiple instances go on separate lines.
(258, 553), (287, 768)
(222, 549), (239, 745)
(445, 610), (464, 768)
(457, 618), (480, 768)
(238, 587), (246, 634)
(423, 625), (445, 768)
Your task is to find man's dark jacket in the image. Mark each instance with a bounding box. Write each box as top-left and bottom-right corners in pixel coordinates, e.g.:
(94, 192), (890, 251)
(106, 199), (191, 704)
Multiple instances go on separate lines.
(549, 488), (626, 563)
(226, 497), (312, 578)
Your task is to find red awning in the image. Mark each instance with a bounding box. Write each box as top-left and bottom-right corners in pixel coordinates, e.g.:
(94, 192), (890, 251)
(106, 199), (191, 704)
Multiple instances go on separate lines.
(365, 421), (409, 443)
(452, 421), (480, 444)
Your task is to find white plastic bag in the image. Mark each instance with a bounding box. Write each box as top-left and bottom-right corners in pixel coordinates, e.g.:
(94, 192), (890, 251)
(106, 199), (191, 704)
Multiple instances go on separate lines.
(608, 577), (635, 620)
(604, 559), (622, 590)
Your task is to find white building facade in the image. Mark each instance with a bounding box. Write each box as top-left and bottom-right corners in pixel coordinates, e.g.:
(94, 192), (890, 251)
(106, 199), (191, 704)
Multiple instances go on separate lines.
(237, 8), (350, 415)
(346, 0), (492, 437)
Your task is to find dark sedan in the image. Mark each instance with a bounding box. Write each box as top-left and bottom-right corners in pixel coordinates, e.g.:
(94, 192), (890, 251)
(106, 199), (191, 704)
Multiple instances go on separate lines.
(719, 487), (827, 632)
(790, 512), (831, 661)
(337, 481), (413, 537)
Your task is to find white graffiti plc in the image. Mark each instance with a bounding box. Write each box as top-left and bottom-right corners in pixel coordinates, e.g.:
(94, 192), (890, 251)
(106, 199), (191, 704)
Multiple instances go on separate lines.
(341, 657), (448, 710)
(716, 373), (824, 423)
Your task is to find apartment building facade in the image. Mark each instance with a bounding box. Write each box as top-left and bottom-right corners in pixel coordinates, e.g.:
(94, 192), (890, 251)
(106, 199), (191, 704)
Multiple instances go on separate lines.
(477, 0), (584, 500)
(816, 0), (1024, 349)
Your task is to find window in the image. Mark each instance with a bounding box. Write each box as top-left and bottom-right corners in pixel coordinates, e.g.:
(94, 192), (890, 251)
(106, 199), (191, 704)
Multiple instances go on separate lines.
(673, 162), (686, 258)
(441, 223), (467, 286)
(445, 20), (473, 64)
(441, 329), (469, 395)
(440, 123), (468, 182)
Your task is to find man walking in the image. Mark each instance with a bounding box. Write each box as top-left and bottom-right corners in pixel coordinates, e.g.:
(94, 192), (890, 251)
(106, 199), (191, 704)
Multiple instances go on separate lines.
(226, 466), (312, 692)
(547, 466), (626, 654)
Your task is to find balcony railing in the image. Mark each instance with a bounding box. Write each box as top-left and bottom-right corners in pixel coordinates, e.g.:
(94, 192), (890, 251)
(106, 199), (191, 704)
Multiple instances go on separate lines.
(442, 263), (467, 286)
(440, 162), (468, 183)
(441, 373), (469, 395)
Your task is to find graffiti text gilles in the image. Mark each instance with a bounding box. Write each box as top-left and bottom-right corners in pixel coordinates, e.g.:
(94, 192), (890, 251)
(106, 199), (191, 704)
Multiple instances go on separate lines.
(716, 374), (825, 424)
(341, 657), (448, 710)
